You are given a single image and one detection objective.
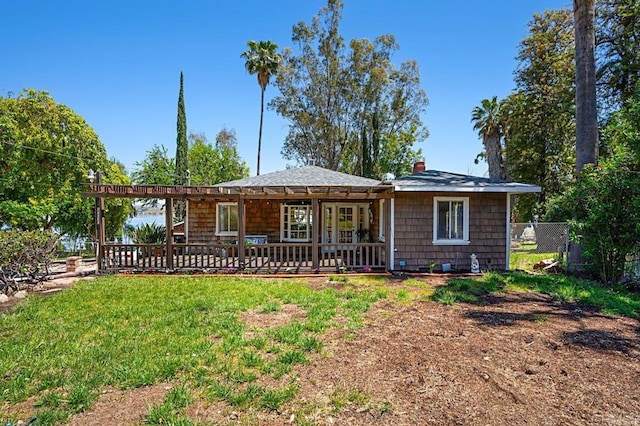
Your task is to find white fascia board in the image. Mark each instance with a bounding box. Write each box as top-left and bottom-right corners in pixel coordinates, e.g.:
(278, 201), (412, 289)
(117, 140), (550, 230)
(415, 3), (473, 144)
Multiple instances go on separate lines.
(393, 185), (541, 194)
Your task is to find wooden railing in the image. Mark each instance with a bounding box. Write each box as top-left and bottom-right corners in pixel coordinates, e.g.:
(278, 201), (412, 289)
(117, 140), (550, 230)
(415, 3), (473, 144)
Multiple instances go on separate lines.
(101, 242), (386, 273)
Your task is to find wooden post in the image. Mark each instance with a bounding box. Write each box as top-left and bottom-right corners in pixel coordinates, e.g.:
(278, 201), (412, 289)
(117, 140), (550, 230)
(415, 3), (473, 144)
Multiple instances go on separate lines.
(384, 198), (392, 271)
(312, 198), (319, 269)
(238, 197), (245, 269)
(96, 172), (106, 274)
(165, 198), (174, 269)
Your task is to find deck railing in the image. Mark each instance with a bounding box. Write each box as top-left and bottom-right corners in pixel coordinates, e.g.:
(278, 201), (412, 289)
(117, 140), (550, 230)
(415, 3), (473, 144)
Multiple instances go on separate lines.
(101, 242), (386, 273)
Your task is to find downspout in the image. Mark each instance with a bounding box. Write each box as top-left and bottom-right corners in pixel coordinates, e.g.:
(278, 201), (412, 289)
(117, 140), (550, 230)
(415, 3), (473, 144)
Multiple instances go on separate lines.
(506, 193), (512, 271)
(389, 198), (395, 271)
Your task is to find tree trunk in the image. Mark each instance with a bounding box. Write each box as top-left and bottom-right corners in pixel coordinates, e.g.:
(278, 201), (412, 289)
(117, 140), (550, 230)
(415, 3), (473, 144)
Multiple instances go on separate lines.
(574, 0), (598, 172)
(257, 87), (265, 176)
(570, 0), (598, 268)
(485, 133), (505, 180)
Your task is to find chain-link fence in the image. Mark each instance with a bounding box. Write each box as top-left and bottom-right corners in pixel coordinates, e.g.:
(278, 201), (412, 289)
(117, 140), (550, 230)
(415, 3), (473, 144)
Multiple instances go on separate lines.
(510, 223), (569, 270)
(626, 251), (640, 279)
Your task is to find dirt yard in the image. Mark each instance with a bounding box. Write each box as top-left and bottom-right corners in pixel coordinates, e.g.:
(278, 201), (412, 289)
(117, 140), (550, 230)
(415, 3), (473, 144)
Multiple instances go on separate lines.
(7, 276), (640, 425)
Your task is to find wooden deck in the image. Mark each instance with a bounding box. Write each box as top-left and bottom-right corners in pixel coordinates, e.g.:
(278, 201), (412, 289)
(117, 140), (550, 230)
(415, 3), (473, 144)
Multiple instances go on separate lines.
(102, 242), (386, 274)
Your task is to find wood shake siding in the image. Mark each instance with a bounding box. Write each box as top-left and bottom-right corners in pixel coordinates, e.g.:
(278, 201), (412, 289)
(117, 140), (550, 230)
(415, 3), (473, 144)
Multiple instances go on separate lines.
(186, 199), (381, 244)
(393, 192), (507, 271)
(187, 199), (281, 243)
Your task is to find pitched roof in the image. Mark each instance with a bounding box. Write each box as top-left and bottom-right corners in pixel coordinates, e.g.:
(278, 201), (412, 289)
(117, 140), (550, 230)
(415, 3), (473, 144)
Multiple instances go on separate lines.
(392, 170), (541, 193)
(214, 165), (382, 188)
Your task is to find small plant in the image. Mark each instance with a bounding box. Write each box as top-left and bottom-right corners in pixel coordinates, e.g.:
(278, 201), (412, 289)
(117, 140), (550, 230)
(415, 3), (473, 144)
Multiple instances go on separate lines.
(429, 260), (436, 274)
(362, 265), (372, 273)
(130, 222), (166, 244)
(261, 300), (281, 313)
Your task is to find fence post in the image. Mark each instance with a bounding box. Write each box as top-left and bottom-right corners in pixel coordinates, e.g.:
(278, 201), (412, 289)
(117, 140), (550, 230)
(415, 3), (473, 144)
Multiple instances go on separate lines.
(165, 198), (174, 270)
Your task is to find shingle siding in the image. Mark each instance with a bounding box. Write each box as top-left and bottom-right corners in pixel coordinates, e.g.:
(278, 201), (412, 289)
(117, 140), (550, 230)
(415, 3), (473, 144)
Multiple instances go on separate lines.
(393, 192), (507, 271)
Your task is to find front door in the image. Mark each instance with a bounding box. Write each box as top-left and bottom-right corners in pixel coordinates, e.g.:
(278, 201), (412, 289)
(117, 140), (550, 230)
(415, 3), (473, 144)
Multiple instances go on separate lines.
(337, 205), (356, 244)
(322, 204), (368, 245)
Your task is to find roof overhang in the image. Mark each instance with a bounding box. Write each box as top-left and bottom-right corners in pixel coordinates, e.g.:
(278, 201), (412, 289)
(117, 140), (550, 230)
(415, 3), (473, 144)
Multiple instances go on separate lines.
(393, 185), (541, 194)
(82, 184), (395, 200)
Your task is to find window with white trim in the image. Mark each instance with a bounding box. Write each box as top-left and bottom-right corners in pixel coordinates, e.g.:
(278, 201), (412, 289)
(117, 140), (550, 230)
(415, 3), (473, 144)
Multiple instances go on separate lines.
(378, 199), (386, 242)
(433, 197), (469, 245)
(281, 204), (312, 241)
(216, 202), (238, 236)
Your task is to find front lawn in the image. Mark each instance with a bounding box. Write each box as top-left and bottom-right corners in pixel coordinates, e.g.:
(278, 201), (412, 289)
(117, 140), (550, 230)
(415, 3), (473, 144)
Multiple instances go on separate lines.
(432, 272), (640, 317)
(0, 276), (386, 424)
(1, 272), (638, 424)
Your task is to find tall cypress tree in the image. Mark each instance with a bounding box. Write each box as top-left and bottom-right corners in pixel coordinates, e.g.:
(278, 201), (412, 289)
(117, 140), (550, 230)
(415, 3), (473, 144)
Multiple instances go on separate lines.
(174, 72), (188, 221)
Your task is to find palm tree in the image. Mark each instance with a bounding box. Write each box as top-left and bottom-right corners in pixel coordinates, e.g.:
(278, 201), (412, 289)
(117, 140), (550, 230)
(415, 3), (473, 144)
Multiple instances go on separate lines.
(571, 0), (598, 268)
(241, 40), (281, 176)
(573, 0), (598, 173)
(471, 96), (506, 180)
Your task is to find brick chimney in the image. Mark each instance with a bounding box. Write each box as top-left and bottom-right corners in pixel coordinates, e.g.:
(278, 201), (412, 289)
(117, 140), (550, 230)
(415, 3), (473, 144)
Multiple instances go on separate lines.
(413, 161), (426, 174)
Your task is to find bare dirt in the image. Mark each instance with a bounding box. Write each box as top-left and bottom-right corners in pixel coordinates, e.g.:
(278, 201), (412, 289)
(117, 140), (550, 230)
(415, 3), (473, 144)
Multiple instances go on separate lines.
(7, 275), (640, 425)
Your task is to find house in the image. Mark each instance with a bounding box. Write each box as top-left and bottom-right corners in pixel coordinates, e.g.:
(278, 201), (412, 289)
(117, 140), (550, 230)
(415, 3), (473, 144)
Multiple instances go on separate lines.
(85, 162), (540, 273)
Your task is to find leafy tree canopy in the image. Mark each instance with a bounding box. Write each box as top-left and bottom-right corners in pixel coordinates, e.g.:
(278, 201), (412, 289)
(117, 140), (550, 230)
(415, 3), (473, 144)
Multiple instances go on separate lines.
(0, 89), (132, 237)
(271, 0), (428, 178)
(188, 130), (249, 185)
(501, 9), (576, 221)
(132, 128), (249, 187)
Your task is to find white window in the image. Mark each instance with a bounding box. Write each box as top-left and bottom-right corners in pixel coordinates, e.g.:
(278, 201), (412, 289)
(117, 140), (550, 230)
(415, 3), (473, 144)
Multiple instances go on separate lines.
(216, 202), (238, 236)
(433, 197), (469, 245)
(281, 204), (312, 241)
(378, 199), (386, 242)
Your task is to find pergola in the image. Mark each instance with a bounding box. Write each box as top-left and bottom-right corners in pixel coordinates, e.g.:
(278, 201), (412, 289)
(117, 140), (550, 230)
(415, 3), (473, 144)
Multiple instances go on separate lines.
(83, 180), (394, 273)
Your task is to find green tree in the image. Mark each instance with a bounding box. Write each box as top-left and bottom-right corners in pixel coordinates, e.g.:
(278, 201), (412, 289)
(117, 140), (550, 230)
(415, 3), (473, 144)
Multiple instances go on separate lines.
(131, 144), (175, 208)
(596, 0), (640, 111)
(471, 96), (505, 180)
(501, 10), (576, 221)
(188, 130), (249, 185)
(174, 72), (189, 221)
(0, 89), (130, 237)
(557, 91), (640, 282)
(377, 126), (423, 178)
(131, 145), (175, 185)
(241, 40), (281, 176)
(271, 0), (427, 176)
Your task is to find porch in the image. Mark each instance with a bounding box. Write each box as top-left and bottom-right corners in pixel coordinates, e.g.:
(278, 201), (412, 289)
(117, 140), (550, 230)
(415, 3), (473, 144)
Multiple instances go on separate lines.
(84, 166), (394, 275)
(102, 241), (387, 274)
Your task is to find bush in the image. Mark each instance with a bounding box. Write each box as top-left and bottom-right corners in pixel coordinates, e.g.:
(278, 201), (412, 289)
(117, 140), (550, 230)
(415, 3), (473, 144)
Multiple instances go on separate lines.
(558, 92), (640, 284)
(0, 230), (59, 294)
(129, 223), (166, 244)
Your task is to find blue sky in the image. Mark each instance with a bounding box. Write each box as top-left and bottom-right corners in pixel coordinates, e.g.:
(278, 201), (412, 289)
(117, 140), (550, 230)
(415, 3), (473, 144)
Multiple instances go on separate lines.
(1, 0), (570, 178)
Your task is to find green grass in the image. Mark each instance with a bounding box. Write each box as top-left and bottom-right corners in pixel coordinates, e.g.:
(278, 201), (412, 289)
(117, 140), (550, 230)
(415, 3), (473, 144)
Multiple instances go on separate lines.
(431, 272), (640, 317)
(510, 248), (558, 271)
(0, 275), (387, 423)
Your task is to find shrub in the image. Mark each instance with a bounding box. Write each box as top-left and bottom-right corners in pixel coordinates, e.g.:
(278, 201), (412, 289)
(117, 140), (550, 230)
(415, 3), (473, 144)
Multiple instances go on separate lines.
(130, 222), (166, 244)
(0, 229), (59, 294)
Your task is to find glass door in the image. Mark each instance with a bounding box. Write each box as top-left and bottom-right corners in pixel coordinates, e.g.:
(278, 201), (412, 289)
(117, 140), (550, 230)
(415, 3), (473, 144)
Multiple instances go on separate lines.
(322, 205), (334, 244)
(338, 205), (356, 244)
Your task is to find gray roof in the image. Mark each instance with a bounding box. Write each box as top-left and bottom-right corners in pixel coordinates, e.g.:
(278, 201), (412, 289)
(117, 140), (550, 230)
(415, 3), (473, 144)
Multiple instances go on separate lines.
(215, 166), (382, 188)
(392, 170), (541, 193)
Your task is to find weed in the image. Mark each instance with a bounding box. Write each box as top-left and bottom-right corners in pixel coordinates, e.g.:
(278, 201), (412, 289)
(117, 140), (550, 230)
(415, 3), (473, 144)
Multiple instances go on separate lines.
(260, 385), (298, 411)
(240, 350), (264, 368)
(261, 300), (281, 313)
(277, 350), (308, 366)
(328, 275), (349, 283)
(330, 387), (371, 413)
(396, 289), (409, 302)
(533, 314), (549, 324)
(68, 384), (96, 413)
